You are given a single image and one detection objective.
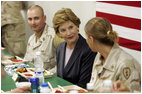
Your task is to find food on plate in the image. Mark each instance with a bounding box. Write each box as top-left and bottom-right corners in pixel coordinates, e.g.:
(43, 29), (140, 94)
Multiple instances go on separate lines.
(29, 69), (35, 72)
(12, 60), (23, 62)
(24, 74), (33, 77)
(52, 85), (88, 93)
(9, 56), (23, 63)
(55, 89), (64, 93)
(65, 89), (87, 93)
(44, 70), (53, 78)
(54, 88), (87, 93)
(16, 67), (27, 73)
(2, 56), (25, 65)
(78, 89), (87, 93)
(9, 56), (17, 60)
(44, 70), (53, 75)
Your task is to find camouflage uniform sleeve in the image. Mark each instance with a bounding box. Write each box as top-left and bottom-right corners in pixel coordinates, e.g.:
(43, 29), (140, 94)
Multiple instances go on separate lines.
(119, 60), (141, 92)
(24, 35), (34, 61)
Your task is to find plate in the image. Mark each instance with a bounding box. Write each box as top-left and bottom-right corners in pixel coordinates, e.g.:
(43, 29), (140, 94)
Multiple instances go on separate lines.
(51, 85), (88, 93)
(2, 60), (14, 65)
(15, 68), (53, 79)
(16, 82), (31, 88)
(15, 68), (35, 79)
(2, 56), (28, 65)
(44, 70), (53, 78)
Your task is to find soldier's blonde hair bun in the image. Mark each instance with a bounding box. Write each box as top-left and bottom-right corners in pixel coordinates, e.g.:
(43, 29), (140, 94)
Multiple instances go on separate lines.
(85, 17), (118, 46)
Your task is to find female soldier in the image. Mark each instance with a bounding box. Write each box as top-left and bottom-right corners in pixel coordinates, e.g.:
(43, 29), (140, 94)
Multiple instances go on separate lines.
(53, 8), (96, 88)
(85, 17), (141, 92)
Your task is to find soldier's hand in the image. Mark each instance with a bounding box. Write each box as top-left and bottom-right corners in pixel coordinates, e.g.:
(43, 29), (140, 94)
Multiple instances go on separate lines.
(112, 80), (130, 93)
(10, 86), (31, 93)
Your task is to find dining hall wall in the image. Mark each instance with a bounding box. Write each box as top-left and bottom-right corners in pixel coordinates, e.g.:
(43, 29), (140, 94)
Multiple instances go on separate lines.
(23, 1), (141, 64)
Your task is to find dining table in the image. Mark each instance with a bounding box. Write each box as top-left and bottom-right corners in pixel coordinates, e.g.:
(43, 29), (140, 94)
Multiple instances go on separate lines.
(1, 50), (73, 92)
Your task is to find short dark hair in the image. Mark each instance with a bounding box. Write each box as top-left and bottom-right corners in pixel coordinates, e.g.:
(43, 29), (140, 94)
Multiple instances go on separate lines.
(28, 5), (44, 16)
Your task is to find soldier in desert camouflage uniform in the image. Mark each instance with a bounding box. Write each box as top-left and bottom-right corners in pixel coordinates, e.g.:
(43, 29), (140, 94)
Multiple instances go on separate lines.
(1, 1), (26, 57)
(85, 17), (141, 92)
(24, 5), (64, 73)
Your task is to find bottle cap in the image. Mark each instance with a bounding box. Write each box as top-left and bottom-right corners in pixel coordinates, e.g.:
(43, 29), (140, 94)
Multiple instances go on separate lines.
(29, 78), (39, 87)
(87, 83), (94, 90)
(36, 51), (41, 55)
(41, 83), (48, 87)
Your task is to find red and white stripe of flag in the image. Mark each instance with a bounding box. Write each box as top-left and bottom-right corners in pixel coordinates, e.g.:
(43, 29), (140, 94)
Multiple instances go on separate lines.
(96, 1), (141, 51)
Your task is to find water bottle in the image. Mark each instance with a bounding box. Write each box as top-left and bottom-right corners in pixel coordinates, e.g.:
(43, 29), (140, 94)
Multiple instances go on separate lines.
(87, 83), (95, 93)
(40, 83), (50, 93)
(101, 80), (112, 93)
(34, 51), (44, 85)
(29, 78), (40, 93)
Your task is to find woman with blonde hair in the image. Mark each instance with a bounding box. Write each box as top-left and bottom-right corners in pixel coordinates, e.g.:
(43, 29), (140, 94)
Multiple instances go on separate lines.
(85, 17), (141, 92)
(53, 8), (96, 88)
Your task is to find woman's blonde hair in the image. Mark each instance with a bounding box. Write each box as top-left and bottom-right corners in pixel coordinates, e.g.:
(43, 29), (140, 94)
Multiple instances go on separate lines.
(53, 8), (81, 34)
(85, 17), (118, 46)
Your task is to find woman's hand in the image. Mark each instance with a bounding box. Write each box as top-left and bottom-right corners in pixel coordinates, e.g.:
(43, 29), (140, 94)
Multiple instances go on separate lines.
(112, 80), (130, 93)
(10, 86), (31, 93)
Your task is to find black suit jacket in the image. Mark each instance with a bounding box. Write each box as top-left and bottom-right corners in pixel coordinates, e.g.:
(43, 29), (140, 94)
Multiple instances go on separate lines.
(56, 34), (97, 88)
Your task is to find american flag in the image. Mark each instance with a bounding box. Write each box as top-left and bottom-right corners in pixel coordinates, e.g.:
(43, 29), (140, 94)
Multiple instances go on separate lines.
(96, 1), (141, 51)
